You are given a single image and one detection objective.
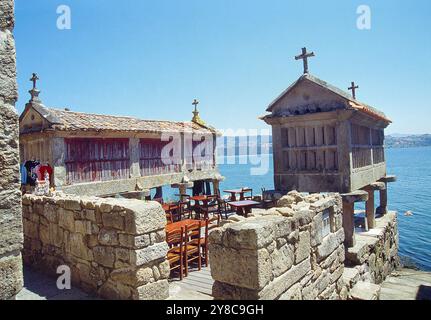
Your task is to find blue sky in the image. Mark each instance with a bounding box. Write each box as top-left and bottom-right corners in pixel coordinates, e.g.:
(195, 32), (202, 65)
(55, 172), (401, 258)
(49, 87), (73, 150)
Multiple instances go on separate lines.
(14, 0), (431, 134)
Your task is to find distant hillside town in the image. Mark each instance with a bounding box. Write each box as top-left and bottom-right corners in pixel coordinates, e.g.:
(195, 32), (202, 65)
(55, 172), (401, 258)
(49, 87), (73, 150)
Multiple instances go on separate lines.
(385, 134), (431, 148)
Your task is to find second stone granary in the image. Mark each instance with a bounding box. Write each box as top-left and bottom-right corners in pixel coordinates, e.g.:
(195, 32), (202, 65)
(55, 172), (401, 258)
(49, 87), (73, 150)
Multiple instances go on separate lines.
(19, 84), (222, 197)
(262, 73), (391, 194)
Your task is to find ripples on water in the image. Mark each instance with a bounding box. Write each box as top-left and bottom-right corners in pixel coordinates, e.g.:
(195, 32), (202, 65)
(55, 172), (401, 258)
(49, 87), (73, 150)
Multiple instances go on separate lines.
(218, 149), (431, 271)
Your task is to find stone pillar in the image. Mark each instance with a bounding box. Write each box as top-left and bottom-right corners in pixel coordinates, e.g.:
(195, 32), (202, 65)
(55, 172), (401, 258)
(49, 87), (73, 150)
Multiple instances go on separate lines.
(363, 182), (386, 230)
(378, 186), (388, 215)
(342, 201), (355, 248)
(376, 175), (396, 216)
(341, 190), (368, 248)
(129, 137), (141, 178)
(51, 137), (67, 188)
(364, 187), (375, 230)
(0, 0), (24, 300)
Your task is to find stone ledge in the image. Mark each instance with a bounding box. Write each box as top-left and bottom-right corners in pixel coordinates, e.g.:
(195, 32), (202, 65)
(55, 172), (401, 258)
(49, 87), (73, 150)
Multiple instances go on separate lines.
(350, 281), (381, 300)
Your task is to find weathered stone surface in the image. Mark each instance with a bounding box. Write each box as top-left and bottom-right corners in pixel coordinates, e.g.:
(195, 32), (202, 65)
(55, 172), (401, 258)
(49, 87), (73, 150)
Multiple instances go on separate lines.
(0, 253), (23, 299)
(271, 244), (294, 277)
(210, 244), (271, 290)
(350, 281), (380, 300)
(0, 0), (15, 29)
(279, 283), (302, 300)
(345, 213), (399, 284)
(132, 242), (169, 266)
(137, 280), (169, 300)
(102, 212), (124, 230)
(259, 258), (311, 300)
(209, 192), (354, 300)
(316, 229), (344, 262)
(295, 231), (310, 263)
(124, 201), (166, 235)
(98, 228), (118, 246)
(58, 209), (75, 232)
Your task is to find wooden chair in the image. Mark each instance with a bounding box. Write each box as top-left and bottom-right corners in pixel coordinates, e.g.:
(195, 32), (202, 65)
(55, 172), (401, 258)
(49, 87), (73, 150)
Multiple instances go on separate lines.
(261, 188), (276, 209)
(242, 187), (253, 200)
(202, 214), (221, 266)
(166, 228), (185, 280)
(166, 212), (174, 224)
(178, 200), (192, 220)
(184, 221), (202, 276)
(198, 195), (220, 219)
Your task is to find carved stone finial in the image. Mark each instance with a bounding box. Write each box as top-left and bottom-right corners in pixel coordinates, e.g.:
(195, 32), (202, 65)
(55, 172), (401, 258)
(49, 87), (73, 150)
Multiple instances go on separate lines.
(29, 73), (41, 103)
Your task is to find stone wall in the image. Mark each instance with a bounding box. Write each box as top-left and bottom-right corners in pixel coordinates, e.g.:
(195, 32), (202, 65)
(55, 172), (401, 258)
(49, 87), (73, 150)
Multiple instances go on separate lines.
(209, 191), (348, 300)
(22, 194), (170, 300)
(345, 212), (399, 284)
(0, 0), (24, 300)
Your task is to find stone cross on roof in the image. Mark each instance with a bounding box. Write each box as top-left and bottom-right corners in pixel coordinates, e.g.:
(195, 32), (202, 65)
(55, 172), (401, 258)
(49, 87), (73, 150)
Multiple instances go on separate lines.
(30, 73), (39, 89)
(192, 98), (199, 112)
(348, 81), (359, 100)
(295, 47), (315, 74)
(28, 73), (41, 103)
(191, 98), (206, 126)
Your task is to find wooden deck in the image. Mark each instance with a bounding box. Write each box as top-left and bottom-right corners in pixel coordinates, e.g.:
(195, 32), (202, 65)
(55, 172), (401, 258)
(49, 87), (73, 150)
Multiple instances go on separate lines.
(380, 268), (431, 300)
(168, 267), (214, 300)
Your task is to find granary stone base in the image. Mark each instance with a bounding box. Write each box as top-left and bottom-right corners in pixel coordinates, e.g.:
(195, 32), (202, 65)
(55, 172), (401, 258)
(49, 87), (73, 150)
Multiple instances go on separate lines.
(22, 194), (170, 300)
(210, 192), (348, 300)
(0, 0), (24, 300)
(345, 212), (399, 284)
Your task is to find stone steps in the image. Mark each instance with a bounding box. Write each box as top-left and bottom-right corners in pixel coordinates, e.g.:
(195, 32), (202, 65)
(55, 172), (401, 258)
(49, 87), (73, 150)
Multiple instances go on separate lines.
(380, 269), (431, 300)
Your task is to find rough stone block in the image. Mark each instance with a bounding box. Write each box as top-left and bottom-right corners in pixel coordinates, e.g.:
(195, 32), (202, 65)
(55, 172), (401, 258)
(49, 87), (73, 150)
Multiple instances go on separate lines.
(271, 244), (294, 277)
(209, 244), (271, 290)
(0, 253), (23, 300)
(136, 279), (169, 300)
(259, 258), (311, 300)
(58, 209), (75, 232)
(124, 201), (166, 235)
(350, 281), (380, 300)
(0, 207), (23, 255)
(132, 242), (168, 266)
(93, 246), (115, 268)
(279, 283), (302, 300)
(0, 0), (15, 29)
(316, 229), (344, 262)
(295, 231), (310, 264)
(102, 212), (124, 230)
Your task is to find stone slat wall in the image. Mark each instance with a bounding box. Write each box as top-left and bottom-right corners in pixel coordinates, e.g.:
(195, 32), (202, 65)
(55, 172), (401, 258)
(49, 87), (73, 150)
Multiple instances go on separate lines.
(22, 194), (170, 300)
(209, 192), (349, 300)
(0, 0), (23, 300)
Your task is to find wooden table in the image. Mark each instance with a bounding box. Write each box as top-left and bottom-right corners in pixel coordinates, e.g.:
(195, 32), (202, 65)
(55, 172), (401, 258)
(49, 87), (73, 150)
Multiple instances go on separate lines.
(223, 189), (247, 201)
(228, 200), (260, 218)
(166, 219), (202, 233)
(190, 195), (208, 202)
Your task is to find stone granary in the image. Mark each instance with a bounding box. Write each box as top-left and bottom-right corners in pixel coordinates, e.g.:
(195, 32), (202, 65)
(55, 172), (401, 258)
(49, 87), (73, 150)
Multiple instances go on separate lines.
(19, 78), (222, 198)
(262, 48), (396, 248)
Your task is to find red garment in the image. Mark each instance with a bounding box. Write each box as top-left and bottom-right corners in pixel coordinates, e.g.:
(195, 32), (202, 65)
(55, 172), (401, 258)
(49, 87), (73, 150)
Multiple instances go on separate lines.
(38, 165), (53, 180)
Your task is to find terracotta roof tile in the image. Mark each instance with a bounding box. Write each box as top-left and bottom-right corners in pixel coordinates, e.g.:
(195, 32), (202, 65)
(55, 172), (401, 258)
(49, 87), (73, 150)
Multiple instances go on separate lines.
(31, 105), (217, 134)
